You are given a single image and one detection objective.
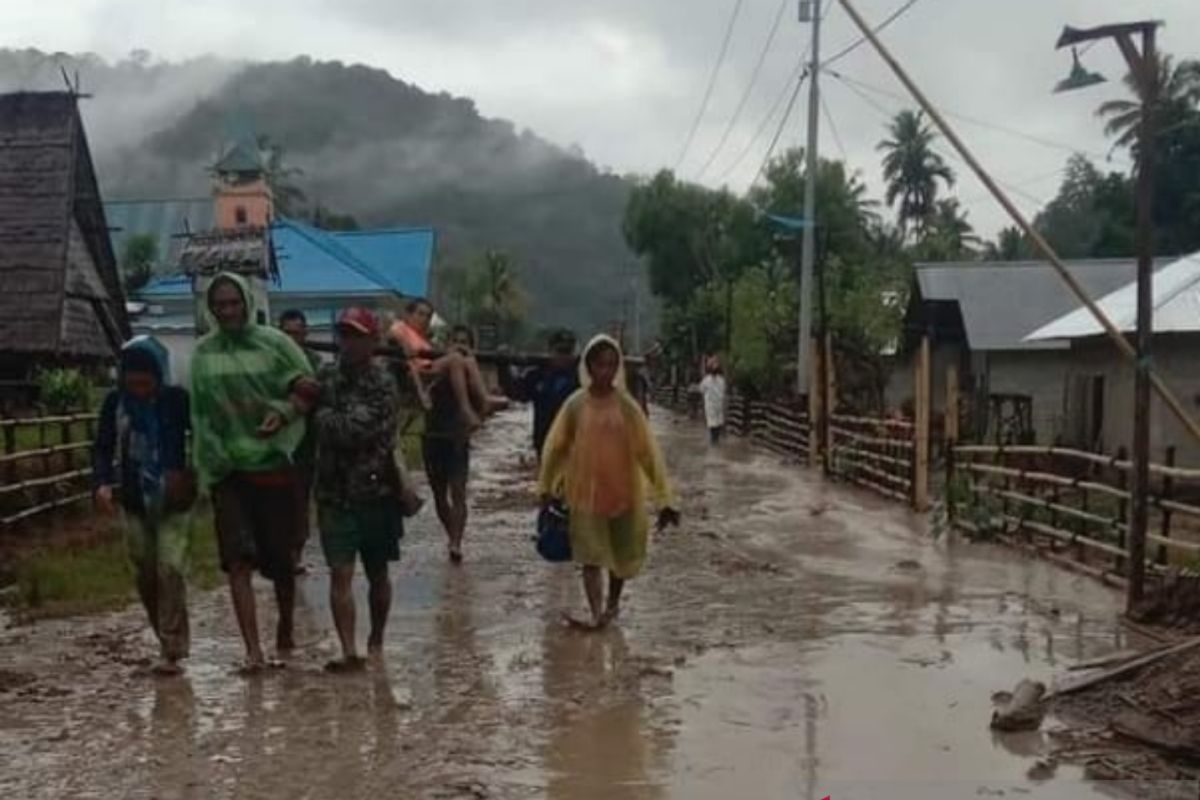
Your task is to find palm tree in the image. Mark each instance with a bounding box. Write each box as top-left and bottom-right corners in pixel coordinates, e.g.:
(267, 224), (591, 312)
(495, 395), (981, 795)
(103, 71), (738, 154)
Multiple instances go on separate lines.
(1097, 55), (1200, 150)
(918, 199), (979, 261)
(878, 110), (955, 236)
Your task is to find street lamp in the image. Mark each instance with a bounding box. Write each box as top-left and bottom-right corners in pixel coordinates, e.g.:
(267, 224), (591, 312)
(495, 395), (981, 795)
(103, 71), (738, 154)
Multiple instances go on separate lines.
(1054, 20), (1161, 614)
(1053, 48), (1106, 94)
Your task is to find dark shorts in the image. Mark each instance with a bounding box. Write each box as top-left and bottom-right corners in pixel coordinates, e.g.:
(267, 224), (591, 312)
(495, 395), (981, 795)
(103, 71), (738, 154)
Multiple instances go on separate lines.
(318, 498), (401, 575)
(212, 470), (299, 581)
(422, 434), (470, 488)
(709, 425), (725, 445)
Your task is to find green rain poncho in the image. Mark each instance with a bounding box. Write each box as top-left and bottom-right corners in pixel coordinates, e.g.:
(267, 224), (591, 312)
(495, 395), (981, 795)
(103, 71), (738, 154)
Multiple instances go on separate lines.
(189, 272), (315, 487)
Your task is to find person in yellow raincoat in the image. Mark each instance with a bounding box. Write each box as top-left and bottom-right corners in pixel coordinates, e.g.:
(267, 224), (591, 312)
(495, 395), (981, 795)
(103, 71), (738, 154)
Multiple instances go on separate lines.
(538, 334), (680, 630)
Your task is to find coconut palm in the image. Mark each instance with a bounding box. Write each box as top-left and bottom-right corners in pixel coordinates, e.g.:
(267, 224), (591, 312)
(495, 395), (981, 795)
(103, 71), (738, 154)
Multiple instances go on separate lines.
(1097, 55), (1200, 150)
(878, 110), (955, 236)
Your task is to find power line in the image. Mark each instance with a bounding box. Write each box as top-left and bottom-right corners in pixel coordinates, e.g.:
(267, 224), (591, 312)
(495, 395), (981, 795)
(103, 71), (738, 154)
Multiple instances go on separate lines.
(821, 0), (924, 69)
(820, 91), (848, 160)
(751, 68), (810, 188)
(715, 56), (809, 183)
(674, 0), (749, 172)
(695, 0), (792, 180)
(828, 68), (1111, 161)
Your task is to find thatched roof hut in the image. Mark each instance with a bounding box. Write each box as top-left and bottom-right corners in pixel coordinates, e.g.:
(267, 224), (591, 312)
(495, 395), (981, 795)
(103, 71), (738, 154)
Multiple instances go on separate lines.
(0, 91), (129, 377)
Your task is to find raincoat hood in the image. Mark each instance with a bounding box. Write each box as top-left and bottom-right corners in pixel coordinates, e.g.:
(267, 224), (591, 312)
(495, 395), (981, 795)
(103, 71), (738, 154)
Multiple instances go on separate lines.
(579, 334), (627, 392)
(120, 335), (170, 386)
(204, 271), (256, 337)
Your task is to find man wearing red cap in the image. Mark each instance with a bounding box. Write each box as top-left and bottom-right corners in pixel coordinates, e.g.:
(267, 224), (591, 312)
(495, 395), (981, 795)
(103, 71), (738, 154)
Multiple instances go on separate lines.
(312, 307), (403, 671)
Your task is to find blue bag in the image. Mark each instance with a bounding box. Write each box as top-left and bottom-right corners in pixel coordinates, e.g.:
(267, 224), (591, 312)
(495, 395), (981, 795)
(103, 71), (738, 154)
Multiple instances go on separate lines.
(536, 502), (572, 562)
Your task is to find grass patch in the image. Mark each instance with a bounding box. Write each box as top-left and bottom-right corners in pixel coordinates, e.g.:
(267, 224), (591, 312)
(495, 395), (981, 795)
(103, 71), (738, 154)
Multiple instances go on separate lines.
(6, 509), (221, 621)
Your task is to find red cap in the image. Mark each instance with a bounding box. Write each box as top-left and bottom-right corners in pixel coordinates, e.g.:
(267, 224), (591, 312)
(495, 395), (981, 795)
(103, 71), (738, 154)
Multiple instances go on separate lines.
(336, 307), (380, 336)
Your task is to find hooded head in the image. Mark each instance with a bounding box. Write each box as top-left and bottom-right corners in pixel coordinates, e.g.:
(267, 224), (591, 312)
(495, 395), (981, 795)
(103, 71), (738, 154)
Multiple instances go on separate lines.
(120, 336), (170, 400)
(579, 334), (626, 394)
(206, 272), (256, 335)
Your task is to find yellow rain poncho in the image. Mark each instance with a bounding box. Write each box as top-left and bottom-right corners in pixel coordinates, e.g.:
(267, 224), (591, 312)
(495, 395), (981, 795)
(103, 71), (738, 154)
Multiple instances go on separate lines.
(538, 335), (674, 579)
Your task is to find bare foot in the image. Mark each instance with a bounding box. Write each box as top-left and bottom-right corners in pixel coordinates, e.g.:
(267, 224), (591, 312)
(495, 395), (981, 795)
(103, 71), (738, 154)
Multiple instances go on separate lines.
(151, 659), (184, 677)
(367, 632), (385, 654)
(561, 611), (604, 632)
(276, 627), (296, 656)
(599, 605), (621, 627)
(236, 658), (267, 677)
(324, 656), (367, 674)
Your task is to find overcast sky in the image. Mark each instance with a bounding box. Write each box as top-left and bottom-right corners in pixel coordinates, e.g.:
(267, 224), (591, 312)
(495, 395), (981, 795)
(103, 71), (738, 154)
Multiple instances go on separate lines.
(4, 0), (1198, 237)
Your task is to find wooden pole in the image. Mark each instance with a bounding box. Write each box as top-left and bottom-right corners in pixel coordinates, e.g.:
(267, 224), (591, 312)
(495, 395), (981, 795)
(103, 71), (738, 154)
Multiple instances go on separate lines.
(945, 364), (960, 446)
(823, 332), (835, 475)
(808, 336), (823, 467)
(913, 335), (931, 511)
(832, 0), (1200, 450)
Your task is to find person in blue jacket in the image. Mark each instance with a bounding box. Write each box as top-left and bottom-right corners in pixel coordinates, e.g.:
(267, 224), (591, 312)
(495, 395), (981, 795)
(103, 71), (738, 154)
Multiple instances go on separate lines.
(93, 337), (194, 676)
(501, 329), (580, 460)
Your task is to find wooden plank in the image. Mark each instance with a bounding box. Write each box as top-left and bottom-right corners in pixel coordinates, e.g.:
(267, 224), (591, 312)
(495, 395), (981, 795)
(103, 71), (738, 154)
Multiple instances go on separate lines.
(953, 444), (1200, 481)
(0, 440), (92, 466)
(913, 335), (931, 511)
(830, 426), (915, 449)
(945, 363), (959, 445)
(1049, 637), (1200, 698)
(831, 413), (915, 430)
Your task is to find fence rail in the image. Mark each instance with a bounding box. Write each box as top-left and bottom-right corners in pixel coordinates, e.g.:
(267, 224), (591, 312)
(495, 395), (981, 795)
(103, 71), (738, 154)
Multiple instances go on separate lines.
(948, 443), (1200, 577)
(0, 413), (99, 528)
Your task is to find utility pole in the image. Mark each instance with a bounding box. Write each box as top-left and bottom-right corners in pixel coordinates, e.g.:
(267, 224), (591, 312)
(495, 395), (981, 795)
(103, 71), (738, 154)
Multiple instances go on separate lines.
(1054, 20), (1160, 612)
(796, 0), (822, 397)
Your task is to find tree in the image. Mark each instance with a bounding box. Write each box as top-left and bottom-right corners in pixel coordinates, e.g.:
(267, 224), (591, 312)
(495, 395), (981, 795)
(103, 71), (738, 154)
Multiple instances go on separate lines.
(984, 226), (1032, 261)
(121, 233), (158, 293)
(1034, 154), (1134, 259)
(1097, 54), (1200, 150)
(914, 198), (979, 262)
(257, 134), (307, 217)
(878, 110), (955, 236)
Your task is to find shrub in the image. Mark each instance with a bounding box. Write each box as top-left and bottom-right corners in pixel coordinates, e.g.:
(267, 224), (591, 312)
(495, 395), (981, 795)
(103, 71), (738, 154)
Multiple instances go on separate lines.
(36, 367), (93, 413)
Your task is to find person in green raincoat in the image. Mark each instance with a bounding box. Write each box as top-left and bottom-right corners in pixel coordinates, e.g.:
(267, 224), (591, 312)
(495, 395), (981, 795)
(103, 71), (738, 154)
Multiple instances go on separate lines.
(190, 272), (318, 673)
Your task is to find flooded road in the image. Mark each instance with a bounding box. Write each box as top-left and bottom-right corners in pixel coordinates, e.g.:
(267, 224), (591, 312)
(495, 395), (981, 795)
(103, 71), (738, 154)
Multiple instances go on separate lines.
(0, 407), (1157, 798)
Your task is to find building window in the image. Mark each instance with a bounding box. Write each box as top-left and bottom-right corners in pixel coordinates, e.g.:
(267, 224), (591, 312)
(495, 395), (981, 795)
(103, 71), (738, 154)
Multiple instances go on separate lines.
(235, 206), (248, 225)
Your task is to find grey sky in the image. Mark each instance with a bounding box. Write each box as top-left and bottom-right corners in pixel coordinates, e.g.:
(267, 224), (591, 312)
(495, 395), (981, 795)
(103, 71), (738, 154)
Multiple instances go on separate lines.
(4, 0), (1198, 237)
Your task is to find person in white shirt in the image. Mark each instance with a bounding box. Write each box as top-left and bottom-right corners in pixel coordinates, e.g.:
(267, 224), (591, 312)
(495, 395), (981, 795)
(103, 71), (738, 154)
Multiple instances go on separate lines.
(698, 356), (728, 446)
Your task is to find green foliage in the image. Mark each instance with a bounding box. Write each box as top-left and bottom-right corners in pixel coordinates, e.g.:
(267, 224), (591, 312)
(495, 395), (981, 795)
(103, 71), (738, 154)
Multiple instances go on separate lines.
(728, 267), (797, 394)
(35, 368), (93, 413)
(437, 250), (528, 346)
(1033, 154), (1135, 258)
(878, 110), (955, 236)
(120, 233), (158, 292)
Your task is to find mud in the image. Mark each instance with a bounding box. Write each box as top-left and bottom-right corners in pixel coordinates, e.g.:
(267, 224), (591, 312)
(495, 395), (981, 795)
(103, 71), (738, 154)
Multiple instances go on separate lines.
(0, 408), (1190, 799)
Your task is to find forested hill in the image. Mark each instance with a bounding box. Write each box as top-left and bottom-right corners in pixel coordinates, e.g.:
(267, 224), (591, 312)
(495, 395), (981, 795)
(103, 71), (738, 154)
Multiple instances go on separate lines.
(0, 49), (645, 332)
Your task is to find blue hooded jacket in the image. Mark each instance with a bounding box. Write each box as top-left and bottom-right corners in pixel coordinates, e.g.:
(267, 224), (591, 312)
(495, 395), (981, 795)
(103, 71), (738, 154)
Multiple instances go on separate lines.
(93, 337), (190, 514)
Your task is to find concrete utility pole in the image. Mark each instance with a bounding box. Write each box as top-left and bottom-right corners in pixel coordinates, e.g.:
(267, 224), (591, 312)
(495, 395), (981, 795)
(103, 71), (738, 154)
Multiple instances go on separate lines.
(797, 0), (821, 396)
(1055, 20), (1161, 612)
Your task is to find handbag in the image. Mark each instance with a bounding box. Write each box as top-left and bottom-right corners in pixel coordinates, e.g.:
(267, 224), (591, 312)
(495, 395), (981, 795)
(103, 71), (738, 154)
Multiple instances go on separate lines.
(163, 469), (198, 514)
(536, 501), (572, 562)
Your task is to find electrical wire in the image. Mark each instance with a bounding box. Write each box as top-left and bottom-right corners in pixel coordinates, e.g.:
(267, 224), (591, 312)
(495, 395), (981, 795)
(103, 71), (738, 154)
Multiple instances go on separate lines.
(695, 0), (792, 180)
(674, 0), (749, 171)
(821, 0), (924, 69)
(827, 68), (1111, 161)
(750, 68), (810, 188)
(820, 91), (848, 160)
(714, 53), (810, 183)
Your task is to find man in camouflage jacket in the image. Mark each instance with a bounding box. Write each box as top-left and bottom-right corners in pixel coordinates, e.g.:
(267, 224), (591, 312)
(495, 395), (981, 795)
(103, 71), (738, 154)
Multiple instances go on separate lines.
(313, 307), (402, 671)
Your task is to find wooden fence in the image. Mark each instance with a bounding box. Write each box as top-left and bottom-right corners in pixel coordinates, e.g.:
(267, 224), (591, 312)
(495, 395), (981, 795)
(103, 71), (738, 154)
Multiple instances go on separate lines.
(947, 443), (1200, 580)
(0, 414), (98, 528)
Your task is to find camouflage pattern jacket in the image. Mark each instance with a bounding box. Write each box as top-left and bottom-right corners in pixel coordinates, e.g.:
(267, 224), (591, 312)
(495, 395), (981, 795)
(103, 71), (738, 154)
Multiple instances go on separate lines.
(313, 361), (398, 507)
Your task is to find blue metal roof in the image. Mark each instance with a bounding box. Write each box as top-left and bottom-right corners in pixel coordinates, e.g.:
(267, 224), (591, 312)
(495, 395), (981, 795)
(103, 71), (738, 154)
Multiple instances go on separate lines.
(135, 218), (433, 300)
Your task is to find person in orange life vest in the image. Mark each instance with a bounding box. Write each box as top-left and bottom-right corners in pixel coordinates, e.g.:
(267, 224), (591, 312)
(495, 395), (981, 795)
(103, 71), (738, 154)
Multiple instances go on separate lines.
(388, 298), (506, 432)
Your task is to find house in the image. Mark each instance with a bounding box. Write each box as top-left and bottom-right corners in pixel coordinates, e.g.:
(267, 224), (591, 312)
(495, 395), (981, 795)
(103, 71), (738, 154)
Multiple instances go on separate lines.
(0, 91), (129, 382)
(114, 133), (433, 382)
(889, 258), (1171, 444)
(1026, 251), (1200, 466)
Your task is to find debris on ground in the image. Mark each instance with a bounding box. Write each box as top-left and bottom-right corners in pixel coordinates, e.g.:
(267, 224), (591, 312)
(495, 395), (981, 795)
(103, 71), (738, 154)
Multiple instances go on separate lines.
(991, 679), (1047, 731)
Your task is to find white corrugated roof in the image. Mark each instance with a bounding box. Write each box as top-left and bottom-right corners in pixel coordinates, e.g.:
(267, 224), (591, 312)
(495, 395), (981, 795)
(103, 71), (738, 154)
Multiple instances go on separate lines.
(1026, 251), (1200, 341)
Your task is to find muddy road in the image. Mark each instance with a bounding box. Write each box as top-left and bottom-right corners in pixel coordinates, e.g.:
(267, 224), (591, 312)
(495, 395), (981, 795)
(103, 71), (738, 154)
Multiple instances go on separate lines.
(0, 407), (1164, 798)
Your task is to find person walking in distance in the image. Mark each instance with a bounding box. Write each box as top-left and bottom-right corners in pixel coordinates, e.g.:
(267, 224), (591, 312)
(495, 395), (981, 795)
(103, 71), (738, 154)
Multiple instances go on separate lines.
(279, 309), (322, 572)
(94, 337), (195, 676)
(539, 334), (680, 630)
(499, 328), (580, 461)
(313, 308), (403, 671)
(190, 273), (319, 674)
(699, 356), (728, 446)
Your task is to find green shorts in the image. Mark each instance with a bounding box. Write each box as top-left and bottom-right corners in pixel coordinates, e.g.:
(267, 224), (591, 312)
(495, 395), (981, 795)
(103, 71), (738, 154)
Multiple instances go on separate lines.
(318, 498), (402, 574)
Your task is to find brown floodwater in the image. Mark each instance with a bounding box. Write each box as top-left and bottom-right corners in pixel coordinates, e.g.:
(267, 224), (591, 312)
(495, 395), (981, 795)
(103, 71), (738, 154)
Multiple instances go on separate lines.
(1, 407), (1190, 799)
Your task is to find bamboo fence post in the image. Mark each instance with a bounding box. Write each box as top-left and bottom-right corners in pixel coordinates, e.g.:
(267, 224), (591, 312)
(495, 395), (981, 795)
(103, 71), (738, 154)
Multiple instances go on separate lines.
(1116, 445), (1129, 573)
(945, 364), (959, 446)
(913, 335), (931, 511)
(823, 332), (835, 476)
(1158, 445), (1176, 566)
